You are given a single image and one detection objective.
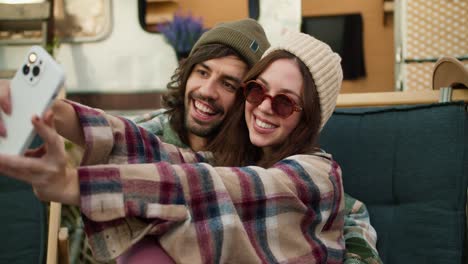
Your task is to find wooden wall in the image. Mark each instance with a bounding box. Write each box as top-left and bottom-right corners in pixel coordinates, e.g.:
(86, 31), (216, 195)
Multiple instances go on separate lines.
(302, 1), (395, 93)
(175, 0), (248, 28)
(72, 1), (395, 111)
(146, 0), (248, 27)
(175, 0), (395, 93)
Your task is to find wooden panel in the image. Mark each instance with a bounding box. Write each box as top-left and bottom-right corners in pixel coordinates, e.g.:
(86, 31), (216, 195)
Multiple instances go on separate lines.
(303, 0), (395, 93)
(337, 89), (468, 107)
(0, 2), (50, 20)
(176, 0), (248, 27)
(146, 0), (248, 28)
(67, 92), (163, 110)
(146, 1), (179, 25)
(144, 0), (393, 94)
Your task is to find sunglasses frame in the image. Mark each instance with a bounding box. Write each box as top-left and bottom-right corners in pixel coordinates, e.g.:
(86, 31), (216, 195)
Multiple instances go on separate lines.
(242, 80), (303, 118)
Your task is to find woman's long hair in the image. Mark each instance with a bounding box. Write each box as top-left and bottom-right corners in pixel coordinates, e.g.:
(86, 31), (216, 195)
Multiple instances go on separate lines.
(162, 44), (247, 146)
(208, 50), (322, 167)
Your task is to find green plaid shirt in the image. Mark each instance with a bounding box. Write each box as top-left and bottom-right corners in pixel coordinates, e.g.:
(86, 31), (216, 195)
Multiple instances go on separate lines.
(133, 109), (383, 264)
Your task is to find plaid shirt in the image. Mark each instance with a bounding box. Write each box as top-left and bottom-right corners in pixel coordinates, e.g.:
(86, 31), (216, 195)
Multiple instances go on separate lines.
(70, 102), (346, 263)
(135, 109), (382, 264)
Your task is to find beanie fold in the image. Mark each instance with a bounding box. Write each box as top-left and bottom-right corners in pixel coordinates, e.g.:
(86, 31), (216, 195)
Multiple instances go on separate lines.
(262, 32), (343, 130)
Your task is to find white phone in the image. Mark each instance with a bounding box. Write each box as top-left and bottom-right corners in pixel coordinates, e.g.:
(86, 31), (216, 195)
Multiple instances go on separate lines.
(0, 46), (65, 155)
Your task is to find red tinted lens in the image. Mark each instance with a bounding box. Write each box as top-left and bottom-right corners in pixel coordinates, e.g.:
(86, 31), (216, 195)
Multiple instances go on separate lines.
(245, 81), (265, 105)
(244, 80), (299, 118)
(272, 94), (295, 117)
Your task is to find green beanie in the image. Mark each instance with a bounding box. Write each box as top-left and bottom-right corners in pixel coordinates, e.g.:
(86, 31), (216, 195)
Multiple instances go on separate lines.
(190, 18), (270, 67)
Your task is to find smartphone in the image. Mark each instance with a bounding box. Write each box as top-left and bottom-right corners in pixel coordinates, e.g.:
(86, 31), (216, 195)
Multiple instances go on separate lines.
(0, 46), (65, 155)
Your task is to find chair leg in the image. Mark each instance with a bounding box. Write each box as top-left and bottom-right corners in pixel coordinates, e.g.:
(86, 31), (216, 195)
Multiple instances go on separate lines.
(58, 227), (70, 264)
(46, 202), (62, 264)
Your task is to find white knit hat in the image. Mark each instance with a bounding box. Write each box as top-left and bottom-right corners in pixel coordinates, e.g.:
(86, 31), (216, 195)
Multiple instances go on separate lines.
(262, 32), (343, 130)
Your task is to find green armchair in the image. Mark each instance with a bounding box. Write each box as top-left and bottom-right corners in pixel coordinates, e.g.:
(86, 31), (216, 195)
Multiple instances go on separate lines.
(320, 101), (468, 263)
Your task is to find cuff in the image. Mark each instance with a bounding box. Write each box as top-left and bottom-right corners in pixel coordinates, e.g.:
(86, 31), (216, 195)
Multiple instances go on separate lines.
(65, 100), (114, 165)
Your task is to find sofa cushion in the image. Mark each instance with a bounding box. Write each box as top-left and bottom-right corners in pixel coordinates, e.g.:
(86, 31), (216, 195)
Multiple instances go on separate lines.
(0, 137), (47, 264)
(0, 178), (47, 264)
(320, 102), (467, 264)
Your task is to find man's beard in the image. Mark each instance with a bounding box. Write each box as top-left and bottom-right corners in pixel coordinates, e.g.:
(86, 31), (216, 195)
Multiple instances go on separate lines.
(185, 115), (223, 138)
(185, 92), (225, 138)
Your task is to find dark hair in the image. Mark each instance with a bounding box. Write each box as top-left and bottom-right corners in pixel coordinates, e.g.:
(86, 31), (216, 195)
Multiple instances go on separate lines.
(162, 43), (248, 146)
(208, 50), (322, 167)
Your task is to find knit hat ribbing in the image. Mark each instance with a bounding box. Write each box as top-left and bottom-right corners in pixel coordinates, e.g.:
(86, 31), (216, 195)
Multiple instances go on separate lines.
(190, 18), (270, 67)
(262, 32), (343, 130)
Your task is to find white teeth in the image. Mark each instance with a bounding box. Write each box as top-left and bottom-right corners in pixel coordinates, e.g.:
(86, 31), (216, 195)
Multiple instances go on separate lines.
(194, 100), (215, 114)
(256, 118), (276, 129)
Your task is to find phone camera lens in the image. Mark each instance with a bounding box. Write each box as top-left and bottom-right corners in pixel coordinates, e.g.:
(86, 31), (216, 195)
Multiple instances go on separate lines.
(32, 66), (40, 76)
(22, 64), (30, 75)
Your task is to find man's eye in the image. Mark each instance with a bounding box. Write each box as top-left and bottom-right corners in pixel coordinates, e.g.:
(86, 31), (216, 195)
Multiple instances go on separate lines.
(223, 81), (237, 92)
(196, 69), (208, 77)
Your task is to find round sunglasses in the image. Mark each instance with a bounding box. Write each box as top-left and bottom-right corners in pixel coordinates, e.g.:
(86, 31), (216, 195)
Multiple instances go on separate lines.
(242, 80), (303, 118)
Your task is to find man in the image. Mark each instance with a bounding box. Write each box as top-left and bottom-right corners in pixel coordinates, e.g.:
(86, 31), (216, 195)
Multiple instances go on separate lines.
(134, 18), (269, 151)
(0, 19), (380, 263)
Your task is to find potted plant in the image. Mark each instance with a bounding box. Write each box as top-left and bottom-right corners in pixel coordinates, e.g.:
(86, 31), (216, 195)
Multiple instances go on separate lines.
(157, 11), (207, 61)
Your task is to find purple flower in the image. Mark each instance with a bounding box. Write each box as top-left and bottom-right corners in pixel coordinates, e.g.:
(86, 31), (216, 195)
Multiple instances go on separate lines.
(157, 11), (207, 55)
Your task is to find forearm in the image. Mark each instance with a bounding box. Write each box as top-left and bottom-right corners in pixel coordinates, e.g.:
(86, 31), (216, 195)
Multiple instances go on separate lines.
(63, 167), (80, 206)
(79, 154), (345, 263)
(343, 194), (382, 264)
(78, 162), (188, 222)
(77, 154), (344, 228)
(67, 101), (210, 166)
(52, 99), (85, 147)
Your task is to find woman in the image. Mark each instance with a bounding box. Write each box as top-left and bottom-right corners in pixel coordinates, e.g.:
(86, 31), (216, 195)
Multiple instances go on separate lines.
(0, 32), (345, 263)
(208, 33), (340, 168)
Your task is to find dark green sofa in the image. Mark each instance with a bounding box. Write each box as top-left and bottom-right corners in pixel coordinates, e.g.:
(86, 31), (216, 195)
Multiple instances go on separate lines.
(1, 101), (466, 264)
(0, 137), (47, 264)
(320, 101), (468, 264)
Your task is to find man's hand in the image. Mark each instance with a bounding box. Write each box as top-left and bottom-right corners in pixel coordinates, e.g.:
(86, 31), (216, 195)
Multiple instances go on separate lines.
(0, 110), (80, 205)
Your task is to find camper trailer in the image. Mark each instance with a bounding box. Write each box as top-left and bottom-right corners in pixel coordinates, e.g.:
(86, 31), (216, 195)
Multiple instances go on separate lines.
(0, 1), (467, 263)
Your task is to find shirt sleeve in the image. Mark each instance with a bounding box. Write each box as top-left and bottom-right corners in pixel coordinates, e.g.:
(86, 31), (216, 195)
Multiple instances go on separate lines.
(131, 108), (168, 125)
(66, 100), (211, 166)
(79, 154), (345, 263)
(343, 194), (383, 264)
(131, 108), (168, 136)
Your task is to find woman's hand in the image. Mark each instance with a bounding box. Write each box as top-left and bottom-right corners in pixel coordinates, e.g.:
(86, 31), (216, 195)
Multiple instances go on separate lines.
(0, 79), (12, 137)
(0, 79), (85, 147)
(0, 110), (80, 206)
